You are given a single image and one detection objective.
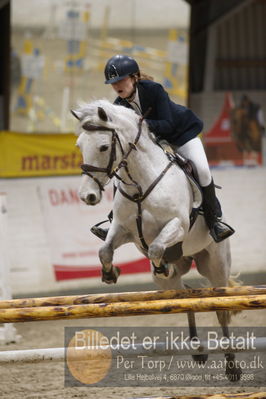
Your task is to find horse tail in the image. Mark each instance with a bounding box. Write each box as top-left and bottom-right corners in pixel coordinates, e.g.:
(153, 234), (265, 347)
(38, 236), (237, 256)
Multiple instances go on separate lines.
(228, 273), (243, 288)
(228, 274), (243, 320)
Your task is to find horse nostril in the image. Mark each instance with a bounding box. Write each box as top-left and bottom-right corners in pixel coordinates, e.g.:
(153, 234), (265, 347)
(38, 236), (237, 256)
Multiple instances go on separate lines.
(88, 193), (97, 203)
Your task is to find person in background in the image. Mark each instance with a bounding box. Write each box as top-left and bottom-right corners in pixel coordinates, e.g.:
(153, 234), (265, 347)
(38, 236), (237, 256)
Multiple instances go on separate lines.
(240, 95), (265, 136)
(91, 54), (234, 243)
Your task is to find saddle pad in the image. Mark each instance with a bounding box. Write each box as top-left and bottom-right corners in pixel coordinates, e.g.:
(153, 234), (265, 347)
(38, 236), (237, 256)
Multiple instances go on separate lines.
(187, 174), (203, 209)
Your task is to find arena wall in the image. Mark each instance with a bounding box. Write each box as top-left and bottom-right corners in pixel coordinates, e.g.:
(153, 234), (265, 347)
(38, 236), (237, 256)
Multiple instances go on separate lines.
(0, 167), (265, 297)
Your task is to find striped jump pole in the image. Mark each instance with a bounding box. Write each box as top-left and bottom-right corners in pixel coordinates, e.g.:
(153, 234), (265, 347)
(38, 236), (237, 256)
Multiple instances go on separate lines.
(1, 336), (266, 364)
(0, 285), (266, 309)
(0, 294), (265, 323)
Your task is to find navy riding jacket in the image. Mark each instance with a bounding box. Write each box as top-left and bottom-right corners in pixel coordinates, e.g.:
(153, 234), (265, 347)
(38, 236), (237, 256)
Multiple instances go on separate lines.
(114, 80), (203, 147)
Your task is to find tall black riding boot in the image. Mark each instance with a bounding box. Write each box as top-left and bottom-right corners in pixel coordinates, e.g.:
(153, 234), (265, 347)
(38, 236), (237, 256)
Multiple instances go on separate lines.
(201, 180), (235, 243)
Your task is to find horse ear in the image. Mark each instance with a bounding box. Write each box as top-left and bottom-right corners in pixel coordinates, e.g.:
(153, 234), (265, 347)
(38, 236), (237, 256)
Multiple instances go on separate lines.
(71, 109), (82, 120)
(98, 107), (108, 122)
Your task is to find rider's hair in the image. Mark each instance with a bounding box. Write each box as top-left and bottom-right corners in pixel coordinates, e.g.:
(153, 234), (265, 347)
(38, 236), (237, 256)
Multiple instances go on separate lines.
(132, 71), (154, 81)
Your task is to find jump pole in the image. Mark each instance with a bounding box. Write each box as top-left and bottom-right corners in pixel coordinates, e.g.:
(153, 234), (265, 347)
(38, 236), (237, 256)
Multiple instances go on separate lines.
(0, 294), (266, 323)
(1, 285), (266, 309)
(1, 336), (266, 364)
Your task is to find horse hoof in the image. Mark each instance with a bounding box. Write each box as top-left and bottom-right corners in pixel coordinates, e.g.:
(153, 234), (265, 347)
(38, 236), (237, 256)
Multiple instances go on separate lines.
(225, 365), (242, 382)
(152, 263), (175, 279)
(101, 266), (120, 284)
(112, 266), (120, 283)
(192, 354), (208, 364)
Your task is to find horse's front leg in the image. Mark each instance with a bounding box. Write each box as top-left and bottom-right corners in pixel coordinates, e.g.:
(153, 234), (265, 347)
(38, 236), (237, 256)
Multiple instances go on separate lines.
(99, 223), (130, 284)
(148, 217), (186, 277)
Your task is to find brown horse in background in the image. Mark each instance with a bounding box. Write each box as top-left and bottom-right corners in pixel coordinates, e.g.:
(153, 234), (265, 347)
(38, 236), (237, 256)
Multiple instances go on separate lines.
(230, 104), (262, 153)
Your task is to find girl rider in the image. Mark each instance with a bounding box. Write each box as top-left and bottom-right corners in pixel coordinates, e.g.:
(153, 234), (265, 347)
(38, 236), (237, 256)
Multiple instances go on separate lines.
(91, 54), (234, 243)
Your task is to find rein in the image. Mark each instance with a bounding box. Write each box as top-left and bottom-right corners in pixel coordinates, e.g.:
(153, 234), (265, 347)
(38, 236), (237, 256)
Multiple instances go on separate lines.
(80, 110), (174, 251)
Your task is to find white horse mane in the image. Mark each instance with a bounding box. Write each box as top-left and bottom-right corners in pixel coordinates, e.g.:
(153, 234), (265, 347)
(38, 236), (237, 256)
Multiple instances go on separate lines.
(75, 99), (142, 134)
(74, 98), (159, 149)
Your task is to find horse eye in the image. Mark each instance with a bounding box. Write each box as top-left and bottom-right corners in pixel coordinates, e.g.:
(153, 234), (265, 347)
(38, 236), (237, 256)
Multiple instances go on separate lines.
(100, 145), (109, 152)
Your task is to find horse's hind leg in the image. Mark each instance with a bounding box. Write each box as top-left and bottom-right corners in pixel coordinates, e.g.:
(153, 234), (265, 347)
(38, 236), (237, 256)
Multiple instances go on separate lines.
(220, 324), (242, 382)
(194, 240), (232, 326)
(153, 257), (207, 363)
(187, 310), (208, 364)
(194, 240), (242, 381)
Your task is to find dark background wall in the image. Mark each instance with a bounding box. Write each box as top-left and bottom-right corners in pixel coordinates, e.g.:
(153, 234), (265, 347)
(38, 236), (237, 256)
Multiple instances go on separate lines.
(0, 0), (10, 129)
(186, 0), (266, 96)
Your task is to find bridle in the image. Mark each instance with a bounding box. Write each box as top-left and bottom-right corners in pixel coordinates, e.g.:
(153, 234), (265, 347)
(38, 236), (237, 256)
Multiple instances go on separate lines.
(80, 114), (147, 192)
(80, 125), (122, 192)
(80, 112), (175, 253)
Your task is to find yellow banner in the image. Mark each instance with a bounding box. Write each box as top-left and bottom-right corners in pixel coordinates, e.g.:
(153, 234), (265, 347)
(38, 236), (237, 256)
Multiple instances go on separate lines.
(0, 131), (83, 178)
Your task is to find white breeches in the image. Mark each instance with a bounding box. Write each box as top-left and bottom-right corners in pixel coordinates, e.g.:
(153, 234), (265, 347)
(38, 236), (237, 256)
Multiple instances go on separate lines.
(174, 137), (212, 187)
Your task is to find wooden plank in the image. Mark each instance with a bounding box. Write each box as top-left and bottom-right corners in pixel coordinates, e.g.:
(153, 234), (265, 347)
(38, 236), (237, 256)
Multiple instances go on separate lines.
(1, 285), (266, 309)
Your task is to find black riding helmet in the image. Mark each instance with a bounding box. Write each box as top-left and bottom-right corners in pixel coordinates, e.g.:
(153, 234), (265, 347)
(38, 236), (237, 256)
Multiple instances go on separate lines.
(104, 54), (139, 84)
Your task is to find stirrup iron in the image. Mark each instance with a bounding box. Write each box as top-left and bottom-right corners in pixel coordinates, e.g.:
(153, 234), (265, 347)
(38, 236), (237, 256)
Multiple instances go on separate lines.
(209, 221), (235, 243)
(90, 219), (109, 241)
